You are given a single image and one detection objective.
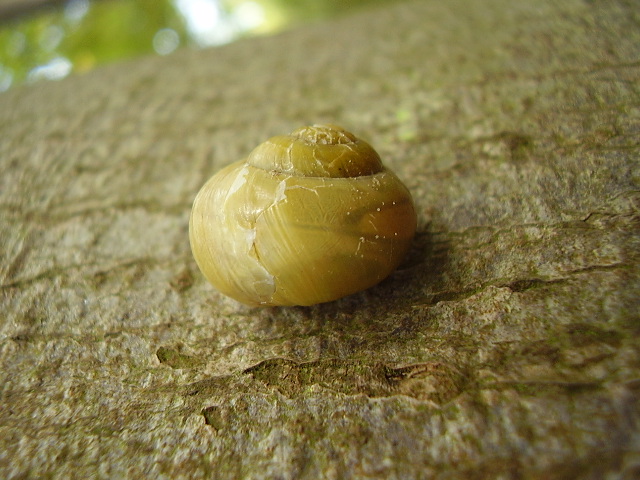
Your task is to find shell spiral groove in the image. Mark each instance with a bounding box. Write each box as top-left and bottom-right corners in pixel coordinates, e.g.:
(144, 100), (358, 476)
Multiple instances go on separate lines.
(189, 124), (416, 306)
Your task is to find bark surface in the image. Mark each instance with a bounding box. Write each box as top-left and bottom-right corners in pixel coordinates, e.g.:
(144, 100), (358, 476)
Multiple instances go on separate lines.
(1, 0), (639, 478)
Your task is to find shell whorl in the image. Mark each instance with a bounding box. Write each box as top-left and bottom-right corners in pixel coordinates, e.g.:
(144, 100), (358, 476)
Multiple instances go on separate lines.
(246, 124), (383, 178)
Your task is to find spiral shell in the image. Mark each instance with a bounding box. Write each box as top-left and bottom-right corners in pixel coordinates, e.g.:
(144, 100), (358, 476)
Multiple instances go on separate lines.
(189, 124), (416, 306)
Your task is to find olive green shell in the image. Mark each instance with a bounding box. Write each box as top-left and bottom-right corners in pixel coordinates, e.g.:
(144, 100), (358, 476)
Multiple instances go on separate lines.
(189, 124), (416, 306)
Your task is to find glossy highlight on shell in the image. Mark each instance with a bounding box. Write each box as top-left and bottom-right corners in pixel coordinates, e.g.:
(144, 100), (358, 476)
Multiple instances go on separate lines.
(189, 124), (417, 306)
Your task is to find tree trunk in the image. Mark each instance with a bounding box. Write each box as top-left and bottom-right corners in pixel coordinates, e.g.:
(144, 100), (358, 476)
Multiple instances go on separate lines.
(1, 0), (638, 478)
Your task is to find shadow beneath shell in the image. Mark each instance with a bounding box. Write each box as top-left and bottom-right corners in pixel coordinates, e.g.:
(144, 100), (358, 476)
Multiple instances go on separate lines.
(360, 227), (449, 306)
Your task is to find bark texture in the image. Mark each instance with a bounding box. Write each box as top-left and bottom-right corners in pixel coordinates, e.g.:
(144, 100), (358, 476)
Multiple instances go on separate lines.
(0, 0), (639, 478)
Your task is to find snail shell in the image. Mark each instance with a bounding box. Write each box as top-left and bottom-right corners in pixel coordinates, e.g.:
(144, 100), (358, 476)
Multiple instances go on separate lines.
(189, 124), (416, 306)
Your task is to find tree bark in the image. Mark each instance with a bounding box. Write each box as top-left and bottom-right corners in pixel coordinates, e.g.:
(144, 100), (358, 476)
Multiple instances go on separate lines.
(0, 0), (638, 478)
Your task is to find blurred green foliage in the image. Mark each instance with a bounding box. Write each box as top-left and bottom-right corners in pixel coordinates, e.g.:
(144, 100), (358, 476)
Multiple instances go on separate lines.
(0, 0), (391, 91)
